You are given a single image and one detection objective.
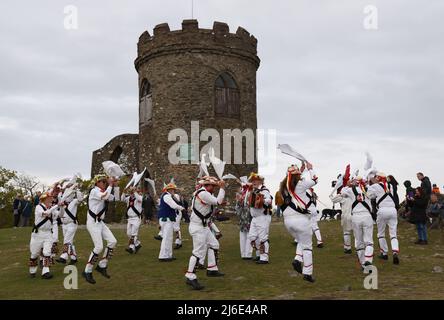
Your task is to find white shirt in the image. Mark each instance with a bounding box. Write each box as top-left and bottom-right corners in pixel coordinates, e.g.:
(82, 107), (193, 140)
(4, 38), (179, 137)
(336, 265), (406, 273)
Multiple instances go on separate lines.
(87, 186), (118, 223)
(190, 187), (225, 226)
(247, 184), (272, 218)
(34, 203), (60, 232)
(366, 183), (396, 209)
(121, 192), (144, 218)
(163, 192), (184, 211)
(61, 199), (80, 224)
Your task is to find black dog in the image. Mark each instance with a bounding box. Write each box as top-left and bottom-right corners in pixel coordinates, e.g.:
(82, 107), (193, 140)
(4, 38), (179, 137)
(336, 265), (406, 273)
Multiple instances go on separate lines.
(320, 209), (342, 220)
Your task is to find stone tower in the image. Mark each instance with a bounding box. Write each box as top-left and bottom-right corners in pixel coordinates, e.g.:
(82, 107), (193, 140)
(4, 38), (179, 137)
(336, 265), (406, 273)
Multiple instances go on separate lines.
(92, 20), (260, 198)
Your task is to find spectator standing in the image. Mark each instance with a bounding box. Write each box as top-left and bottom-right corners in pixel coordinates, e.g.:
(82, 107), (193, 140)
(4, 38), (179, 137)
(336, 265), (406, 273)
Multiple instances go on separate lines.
(417, 172), (432, 198)
(432, 184), (441, 194)
(20, 196), (32, 227)
(426, 194), (443, 230)
(403, 180), (416, 219)
(407, 187), (429, 245)
(142, 192), (156, 224)
(12, 195), (23, 228)
(33, 191), (41, 207)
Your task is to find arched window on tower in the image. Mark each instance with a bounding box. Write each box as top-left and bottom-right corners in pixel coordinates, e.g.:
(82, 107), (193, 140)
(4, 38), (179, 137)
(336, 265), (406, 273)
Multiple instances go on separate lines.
(215, 73), (240, 117)
(139, 79), (153, 126)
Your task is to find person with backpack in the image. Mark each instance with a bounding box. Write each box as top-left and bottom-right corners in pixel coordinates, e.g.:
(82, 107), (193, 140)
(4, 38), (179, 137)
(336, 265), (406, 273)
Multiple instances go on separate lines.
(367, 173), (400, 265)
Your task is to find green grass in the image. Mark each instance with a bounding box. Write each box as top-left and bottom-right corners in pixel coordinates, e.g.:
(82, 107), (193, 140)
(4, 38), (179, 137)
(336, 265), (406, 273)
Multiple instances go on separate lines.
(0, 218), (443, 300)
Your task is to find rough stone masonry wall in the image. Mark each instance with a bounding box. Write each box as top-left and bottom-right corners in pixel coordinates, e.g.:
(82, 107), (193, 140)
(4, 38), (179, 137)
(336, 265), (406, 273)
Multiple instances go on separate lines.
(135, 20), (259, 198)
(91, 134), (139, 177)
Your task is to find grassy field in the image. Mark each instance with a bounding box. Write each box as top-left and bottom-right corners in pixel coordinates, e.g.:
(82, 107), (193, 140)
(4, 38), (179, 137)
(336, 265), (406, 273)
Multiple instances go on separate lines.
(0, 218), (443, 300)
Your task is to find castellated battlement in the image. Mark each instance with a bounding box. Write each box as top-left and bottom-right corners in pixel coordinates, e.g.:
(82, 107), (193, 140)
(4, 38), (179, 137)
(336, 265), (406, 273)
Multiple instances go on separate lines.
(135, 20), (259, 71)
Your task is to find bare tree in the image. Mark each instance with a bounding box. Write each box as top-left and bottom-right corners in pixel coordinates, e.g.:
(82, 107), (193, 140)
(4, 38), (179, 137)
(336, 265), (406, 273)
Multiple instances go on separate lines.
(13, 173), (40, 198)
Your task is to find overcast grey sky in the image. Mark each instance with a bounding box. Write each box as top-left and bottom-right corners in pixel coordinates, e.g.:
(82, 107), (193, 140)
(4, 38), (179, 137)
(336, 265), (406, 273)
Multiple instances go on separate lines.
(0, 0), (443, 205)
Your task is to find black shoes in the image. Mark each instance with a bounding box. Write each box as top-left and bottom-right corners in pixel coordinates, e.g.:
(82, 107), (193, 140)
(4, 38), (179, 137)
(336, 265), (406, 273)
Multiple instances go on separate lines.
(126, 248), (135, 254)
(303, 274), (315, 283)
(186, 279), (204, 290)
(317, 243), (324, 248)
(159, 257), (176, 262)
(206, 270), (224, 277)
(256, 260), (269, 264)
(55, 257), (67, 264)
(344, 249), (352, 254)
(378, 253), (388, 260)
(135, 244), (142, 254)
(82, 271), (96, 284)
(363, 261), (372, 267)
(415, 239), (428, 245)
(393, 254), (400, 265)
(174, 244), (182, 250)
(95, 265), (111, 279)
(254, 256), (260, 262)
(154, 235), (163, 241)
(292, 260), (302, 274)
(41, 272), (53, 280)
(242, 257), (253, 260)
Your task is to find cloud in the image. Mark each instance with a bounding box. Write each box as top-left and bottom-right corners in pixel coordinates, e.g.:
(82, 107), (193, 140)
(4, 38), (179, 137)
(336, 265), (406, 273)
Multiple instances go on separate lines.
(0, 0), (443, 202)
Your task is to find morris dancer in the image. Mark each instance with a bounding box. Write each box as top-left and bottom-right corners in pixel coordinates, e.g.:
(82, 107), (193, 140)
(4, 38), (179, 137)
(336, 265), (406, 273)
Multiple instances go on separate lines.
(185, 176), (225, 290)
(307, 187), (324, 248)
(281, 163), (317, 283)
(56, 189), (83, 264)
(246, 173), (273, 264)
(331, 180), (354, 254)
(83, 175), (119, 284)
(158, 183), (184, 261)
(367, 172), (400, 264)
(29, 192), (60, 279)
(173, 193), (185, 249)
(340, 177), (374, 269)
(235, 184), (253, 259)
(121, 186), (143, 254)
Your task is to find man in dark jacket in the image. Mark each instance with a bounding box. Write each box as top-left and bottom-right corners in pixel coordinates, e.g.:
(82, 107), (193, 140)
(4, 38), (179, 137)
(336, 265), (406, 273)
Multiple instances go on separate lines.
(12, 195), (23, 228)
(417, 173), (432, 197)
(20, 196), (32, 227)
(142, 192), (156, 223)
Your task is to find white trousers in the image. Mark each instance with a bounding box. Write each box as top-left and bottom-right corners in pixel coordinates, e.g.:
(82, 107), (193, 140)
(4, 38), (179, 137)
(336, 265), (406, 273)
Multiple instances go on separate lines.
(173, 212), (182, 246)
(284, 213), (313, 275)
(248, 215), (271, 262)
(158, 219), (164, 237)
(159, 219), (174, 259)
(185, 223), (220, 280)
(60, 223), (78, 261)
(310, 211), (323, 244)
(29, 231), (52, 275)
(352, 213), (374, 266)
(51, 223), (59, 243)
(240, 231), (253, 258)
(85, 221), (117, 272)
(127, 217), (141, 250)
(376, 207), (399, 255)
(342, 214), (354, 250)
